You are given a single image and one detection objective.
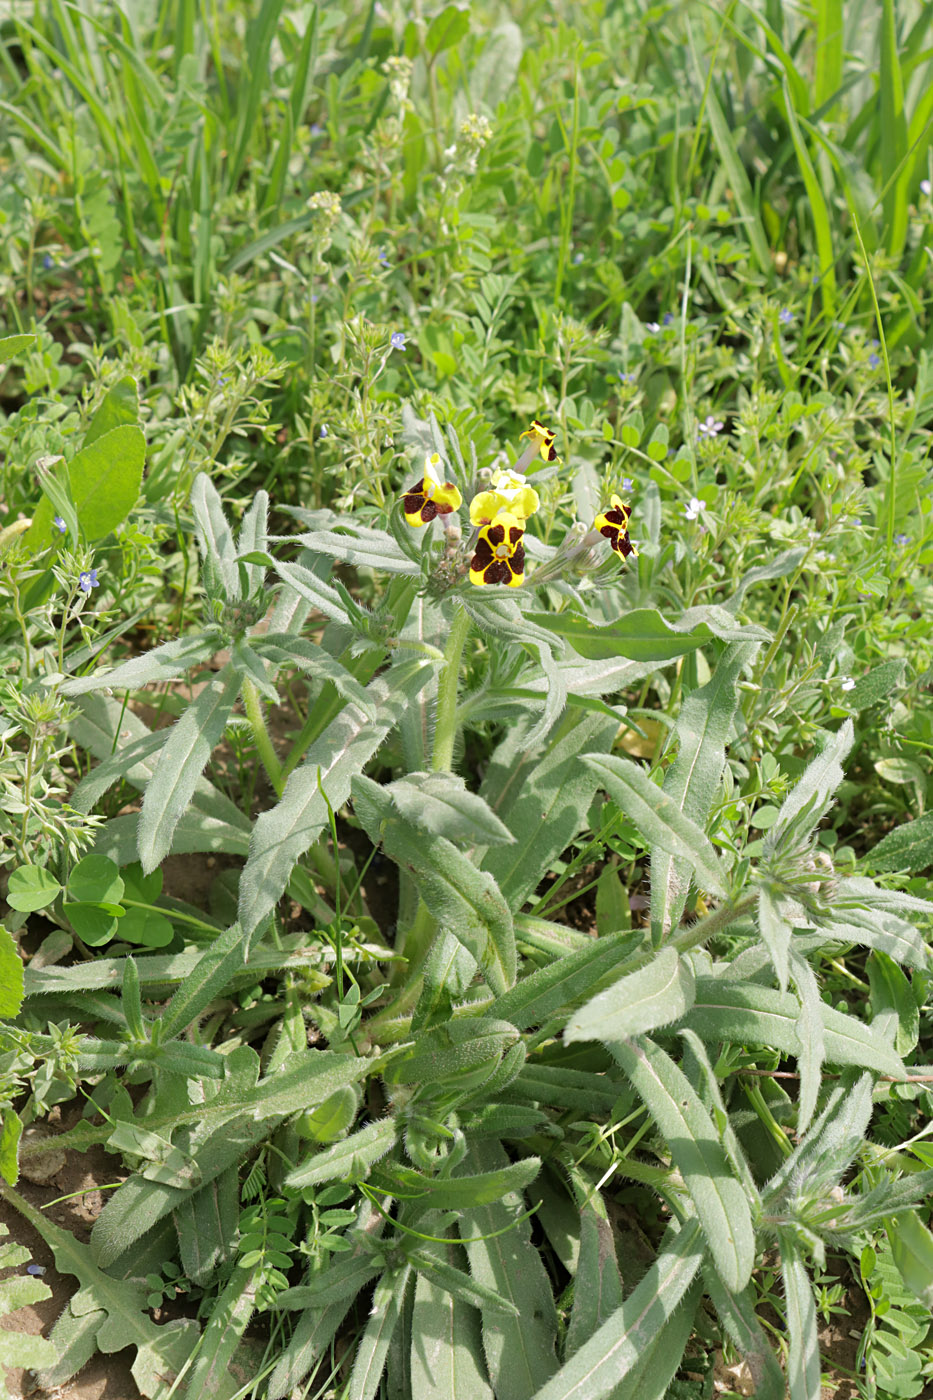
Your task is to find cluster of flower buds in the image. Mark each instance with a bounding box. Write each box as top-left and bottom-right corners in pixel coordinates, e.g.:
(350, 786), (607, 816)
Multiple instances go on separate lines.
(399, 422), (637, 588)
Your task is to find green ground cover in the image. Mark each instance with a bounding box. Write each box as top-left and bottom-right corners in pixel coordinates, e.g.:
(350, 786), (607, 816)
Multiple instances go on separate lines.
(2, 1), (933, 1396)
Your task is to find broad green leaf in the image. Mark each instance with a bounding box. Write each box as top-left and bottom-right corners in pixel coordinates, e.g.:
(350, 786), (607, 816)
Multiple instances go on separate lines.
(582, 753), (727, 898)
(387, 771), (515, 846)
(492, 929), (642, 1032)
(458, 1140), (558, 1400)
(137, 663), (241, 872)
(179, 1257), (258, 1399)
(236, 487), (269, 595)
(504, 1065), (622, 1114)
(426, 4), (470, 55)
(67, 854), (123, 905)
(0, 332), (37, 360)
(868, 952), (920, 1057)
(608, 1037), (754, 1291)
(278, 1253), (384, 1310)
(353, 776), (516, 996)
(530, 1218), (704, 1400)
(5, 864), (61, 912)
(886, 1211), (933, 1308)
(686, 978), (905, 1077)
(174, 1166), (238, 1284)
(565, 947), (695, 1044)
(63, 631), (221, 697)
(528, 605), (766, 663)
(651, 641), (757, 940)
(84, 376), (139, 446)
(348, 1264), (412, 1400)
(63, 902), (119, 946)
(287, 1118), (397, 1189)
(239, 661), (433, 939)
(266, 1295), (359, 1398)
(480, 710), (618, 913)
(272, 556), (356, 625)
(780, 1234), (820, 1400)
(0, 1107), (23, 1186)
(849, 658), (908, 711)
(789, 949), (824, 1133)
(866, 812), (933, 873)
(610, 1278), (702, 1400)
(27, 425), (146, 547)
(723, 547), (807, 614)
(410, 1243), (495, 1400)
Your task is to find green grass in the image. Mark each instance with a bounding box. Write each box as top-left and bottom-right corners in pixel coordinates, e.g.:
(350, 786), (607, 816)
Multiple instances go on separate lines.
(2, 2), (933, 1397)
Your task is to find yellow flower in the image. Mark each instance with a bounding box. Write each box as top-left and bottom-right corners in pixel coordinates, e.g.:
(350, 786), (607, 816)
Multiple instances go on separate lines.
(400, 452), (462, 527)
(469, 511), (526, 586)
(469, 468), (540, 526)
(594, 494), (637, 560)
(520, 419), (558, 462)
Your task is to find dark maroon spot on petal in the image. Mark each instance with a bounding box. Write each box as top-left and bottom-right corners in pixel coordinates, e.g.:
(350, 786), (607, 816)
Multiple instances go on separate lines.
(486, 560), (511, 585)
(598, 523), (616, 540)
(436, 502), (454, 515)
(421, 500), (439, 521)
(404, 492), (425, 514)
(507, 525), (523, 546)
(487, 524), (505, 546)
(512, 543), (525, 571)
(471, 539), (494, 569)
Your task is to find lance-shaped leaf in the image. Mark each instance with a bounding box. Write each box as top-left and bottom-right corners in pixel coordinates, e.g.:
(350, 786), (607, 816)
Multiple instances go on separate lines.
(62, 630), (221, 697)
(410, 1241), (495, 1400)
(886, 1210), (933, 1308)
(703, 1269), (785, 1400)
(239, 661), (434, 939)
(757, 886), (793, 992)
(493, 929), (643, 1032)
(529, 1219), (704, 1400)
(502, 1065), (622, 1114)
(458, 1140), (558, 1400)
(157, 920), (250, 1041)
(371, 1157), (540, 1211)
(528, 604), (767, 662)
(564, 1173), (624, 1360)
(565, 947), (695, 1044)
(481, 710), (618, 914)
(651, 641), (757, 940)
(137, 664), (241, 873)
(685, 978), (905, 1077)
(271, 556), (356, 625)
(237, 488), (269, 594)
(821, 907), (929, 971)
(293, 522), (420, 575)
(582, 753), (728, 899)
(255, 633), (375, 714)
(191, 472), (240, 600)
(180, 1256), (258, 1398)
(286, 1117), (397, 1189)
(789, 949), (824, 1132)
(387, 771), (515, 846)
(764, 721), (853, 855)
(406, 1246), (520, 1319)
(348, 1264), (412, 1400)
(608, 1037), (754, 1291)
(780, 1233), (821, 1400)
(353, 776), (516, 996)
(865, 811), (933, 873)
(722, 546), (808, 614)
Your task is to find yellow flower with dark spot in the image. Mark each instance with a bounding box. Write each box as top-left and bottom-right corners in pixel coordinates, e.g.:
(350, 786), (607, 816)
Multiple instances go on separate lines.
(520, 419), (558, 462)
(595, 494), (637, 560)
(469, 468), (540, 526)
(401, 452), (462, 527)
(469, 511), (526, 587)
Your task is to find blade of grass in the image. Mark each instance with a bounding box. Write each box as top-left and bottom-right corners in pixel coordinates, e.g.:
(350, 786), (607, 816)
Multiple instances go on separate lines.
(880, 0), (909, 255)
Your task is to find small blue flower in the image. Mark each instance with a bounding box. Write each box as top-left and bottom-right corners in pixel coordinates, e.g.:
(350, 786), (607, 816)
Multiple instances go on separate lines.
(869, 352), (881, 370)
(378, 247), (389, 266)
(390, 331), (406, 350)
(42, 253), (54, 271)
(622, 477), (634, 492)
(310, 123), (323, 137)
(779, 307), (794, 326)
(614, 371), (636, 384)
(662, 312), (674, 326)
(78, 569), (99, 594)
(27, 1264), (45, 1276)
(319, 424), (328, 439)
(53, 515), (66, 534)
(572, 251), (584, 265)
(698, 415), (724, 439)
(895, 533), (909, 546)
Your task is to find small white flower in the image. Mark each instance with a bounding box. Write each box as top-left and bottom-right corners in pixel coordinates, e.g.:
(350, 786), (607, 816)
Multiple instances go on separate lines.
(840, 676), (856, 692)
(698, 415), (724, 438)
(684, 496), (703, 521)
(645, 321), (660, 332)
(922, 179), (932, 196)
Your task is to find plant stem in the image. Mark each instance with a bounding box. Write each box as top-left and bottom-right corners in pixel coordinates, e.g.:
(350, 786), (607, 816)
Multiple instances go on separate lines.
(241, 677), (284, 797)
(431, 603), (470, 772)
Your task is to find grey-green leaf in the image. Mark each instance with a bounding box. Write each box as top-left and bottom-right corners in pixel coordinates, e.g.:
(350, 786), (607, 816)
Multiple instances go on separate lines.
(388, 771), (515, 846)
(62, 631), (220, 696)
(608, 1037), (754, 1291)
(286, 1118), (397, 1189)
(137, 664), (241, 873)
(565, 947), (695, 1044)
(582, 753), (728, 899)
(780, 1234), (821, 1400)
